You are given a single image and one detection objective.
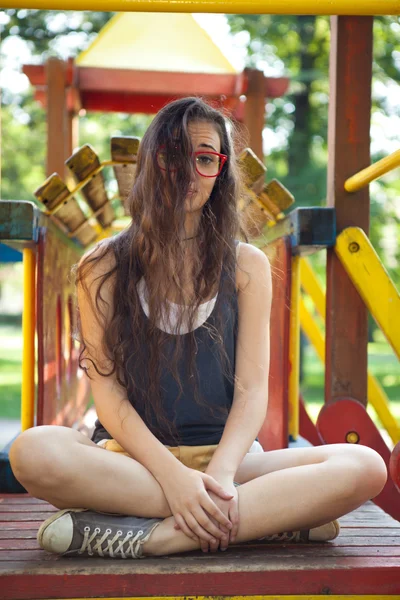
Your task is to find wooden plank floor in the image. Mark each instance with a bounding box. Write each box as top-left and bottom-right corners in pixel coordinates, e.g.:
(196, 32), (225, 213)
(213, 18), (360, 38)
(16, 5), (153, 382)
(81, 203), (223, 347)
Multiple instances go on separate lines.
(1, 495), (400, 599)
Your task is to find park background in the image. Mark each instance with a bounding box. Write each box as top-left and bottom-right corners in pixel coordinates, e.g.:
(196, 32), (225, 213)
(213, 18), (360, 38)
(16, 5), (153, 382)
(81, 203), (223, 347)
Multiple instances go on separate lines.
(0, 11), (399, 447)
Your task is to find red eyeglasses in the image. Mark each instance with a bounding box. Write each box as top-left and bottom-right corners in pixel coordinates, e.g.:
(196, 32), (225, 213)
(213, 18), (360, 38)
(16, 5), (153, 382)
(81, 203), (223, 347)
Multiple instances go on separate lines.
(157, 148), (228, 178)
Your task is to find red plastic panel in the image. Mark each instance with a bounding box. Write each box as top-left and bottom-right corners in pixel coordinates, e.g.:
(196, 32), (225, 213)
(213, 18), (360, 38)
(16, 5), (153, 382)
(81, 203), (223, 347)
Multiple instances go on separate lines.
(317, 397), (400, 521)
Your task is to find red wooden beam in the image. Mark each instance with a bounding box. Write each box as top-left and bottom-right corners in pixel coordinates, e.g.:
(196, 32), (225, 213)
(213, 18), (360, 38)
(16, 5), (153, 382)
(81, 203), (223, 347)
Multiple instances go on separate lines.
(24, 62), (289, 102)
(23, 62), (74, 86)
(258, 238), (291, 451)
(325, 16), (372, 406)
(77, 67), (243, 96)
(2, 564), (400, 600)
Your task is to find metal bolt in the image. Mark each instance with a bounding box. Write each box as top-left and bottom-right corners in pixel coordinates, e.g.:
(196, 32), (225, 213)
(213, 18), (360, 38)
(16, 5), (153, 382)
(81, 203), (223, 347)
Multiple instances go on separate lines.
(349, 242), (360, 253)
(346, 431), (360, 444)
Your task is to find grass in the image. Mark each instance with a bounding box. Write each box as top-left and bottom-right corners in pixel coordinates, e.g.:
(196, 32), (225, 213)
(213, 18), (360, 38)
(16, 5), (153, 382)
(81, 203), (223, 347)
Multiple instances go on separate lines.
(0, 322), (399, 433)
(301, 342), (400, 405)
(0, 324), (23, 419)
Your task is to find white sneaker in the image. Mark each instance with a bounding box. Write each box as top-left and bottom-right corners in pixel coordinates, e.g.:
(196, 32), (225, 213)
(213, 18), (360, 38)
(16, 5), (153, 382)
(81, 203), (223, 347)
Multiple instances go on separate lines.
(37, 509), (162, 558)
(259, 519), (340, 543)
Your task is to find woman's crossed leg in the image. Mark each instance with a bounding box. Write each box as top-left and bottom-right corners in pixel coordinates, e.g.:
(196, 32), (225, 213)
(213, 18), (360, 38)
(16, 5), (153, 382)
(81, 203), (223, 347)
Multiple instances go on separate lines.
(10, 425), (387, 557)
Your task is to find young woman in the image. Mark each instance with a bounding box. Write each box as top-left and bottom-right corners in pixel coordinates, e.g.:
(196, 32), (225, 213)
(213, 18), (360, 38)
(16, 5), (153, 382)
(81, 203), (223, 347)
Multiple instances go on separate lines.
(10, 98), (386, 559)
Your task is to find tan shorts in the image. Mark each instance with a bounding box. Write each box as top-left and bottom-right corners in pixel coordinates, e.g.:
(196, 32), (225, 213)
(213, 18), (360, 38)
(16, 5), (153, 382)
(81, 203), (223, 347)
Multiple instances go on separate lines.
(98, 438), (263, 473)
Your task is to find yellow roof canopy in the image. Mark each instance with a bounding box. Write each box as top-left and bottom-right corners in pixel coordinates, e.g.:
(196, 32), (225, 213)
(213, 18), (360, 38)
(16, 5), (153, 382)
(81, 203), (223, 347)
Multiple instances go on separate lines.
(76, 13), (238, 74)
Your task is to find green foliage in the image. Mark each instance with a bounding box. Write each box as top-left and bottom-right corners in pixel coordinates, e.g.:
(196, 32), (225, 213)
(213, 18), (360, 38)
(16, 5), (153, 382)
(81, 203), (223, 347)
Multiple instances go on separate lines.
(1, 94), (46, 201)
(1, 9), (112, 56)
(0, 9), (152, 206)
(228, 14), (400, 289)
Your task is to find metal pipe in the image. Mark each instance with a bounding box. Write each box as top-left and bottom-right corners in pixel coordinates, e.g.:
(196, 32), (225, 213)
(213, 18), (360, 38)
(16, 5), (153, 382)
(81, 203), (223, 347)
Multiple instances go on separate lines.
(288, 255), (300, 442)
(0, 0), (399, 14)
(300, 253), (400, 445)
(345, 149), (400, 192)
(21, 248), (36, 431)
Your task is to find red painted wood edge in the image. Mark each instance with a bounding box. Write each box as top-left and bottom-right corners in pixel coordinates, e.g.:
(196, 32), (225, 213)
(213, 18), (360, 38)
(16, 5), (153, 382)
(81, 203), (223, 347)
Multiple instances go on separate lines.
(299, 394), (323, 446)
(390, 441), (400, 493)
(1, 566), (400, 600)
(23, 63), (289, 99)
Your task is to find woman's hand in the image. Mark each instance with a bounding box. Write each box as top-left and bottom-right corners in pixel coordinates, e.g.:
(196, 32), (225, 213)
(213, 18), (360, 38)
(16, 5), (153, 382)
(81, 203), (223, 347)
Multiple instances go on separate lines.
(158, 463), (233, 544)
(203, 474), (239, 553)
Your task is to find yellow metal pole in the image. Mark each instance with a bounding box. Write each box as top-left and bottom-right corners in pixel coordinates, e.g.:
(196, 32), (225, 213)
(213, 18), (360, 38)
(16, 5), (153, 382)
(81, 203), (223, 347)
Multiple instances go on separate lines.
(21, 248), (36, 431)
(299, 298), (325, 362)
(335, 227), (400, 361)
(345, 148), (400, 192)
(300, 254), (400, 444)
(299, 258), (325, 318)
(300, 297), (400, 444)
(0, 0), (399, 14)
(288, 255), (300, 441)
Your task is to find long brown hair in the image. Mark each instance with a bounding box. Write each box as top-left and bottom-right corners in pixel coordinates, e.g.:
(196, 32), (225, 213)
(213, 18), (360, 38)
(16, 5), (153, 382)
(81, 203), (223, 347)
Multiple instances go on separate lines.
(76, 97), (243, 436)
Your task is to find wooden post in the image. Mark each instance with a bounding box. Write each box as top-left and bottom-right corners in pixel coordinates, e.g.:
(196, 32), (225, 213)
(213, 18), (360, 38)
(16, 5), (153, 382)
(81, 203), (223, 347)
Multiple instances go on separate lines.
(243, 68), (265, 162)
(67, 111), (79, 157)
(46, 57), (67, 177)
(325, 16), (373, 406)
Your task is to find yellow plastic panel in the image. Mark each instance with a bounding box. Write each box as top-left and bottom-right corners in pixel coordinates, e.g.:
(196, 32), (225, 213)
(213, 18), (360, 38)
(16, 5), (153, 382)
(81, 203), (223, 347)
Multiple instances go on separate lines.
(1, 0), (399, 14)
(335, 227), (400, 361)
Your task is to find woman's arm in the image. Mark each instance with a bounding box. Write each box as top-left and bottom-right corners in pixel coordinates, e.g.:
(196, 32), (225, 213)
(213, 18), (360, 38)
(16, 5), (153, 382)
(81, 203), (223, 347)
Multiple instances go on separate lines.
(78, 243), (233, 542)
(206, 243), (272, 478)
(77, 244), (174, 477)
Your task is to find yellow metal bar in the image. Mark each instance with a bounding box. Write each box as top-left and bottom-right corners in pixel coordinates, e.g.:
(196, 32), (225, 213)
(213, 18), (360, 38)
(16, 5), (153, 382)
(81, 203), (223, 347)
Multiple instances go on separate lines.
(335, 227), (400, 361)
(300, 297), (400, 444)
(1, 0), (399, 14)
(299, 257), (325, 318)
(300, 253), (400, 444)
(288, 255), (300, 441)
(299, 298), (325, 362)
(345, 148), (400, 192)
(21, 248), (36, 431)
(368, 370), (400, 444)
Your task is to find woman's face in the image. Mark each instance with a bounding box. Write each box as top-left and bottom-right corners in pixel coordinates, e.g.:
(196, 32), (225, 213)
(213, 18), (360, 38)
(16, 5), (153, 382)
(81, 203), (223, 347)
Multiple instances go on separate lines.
(184, 120), (222, 213)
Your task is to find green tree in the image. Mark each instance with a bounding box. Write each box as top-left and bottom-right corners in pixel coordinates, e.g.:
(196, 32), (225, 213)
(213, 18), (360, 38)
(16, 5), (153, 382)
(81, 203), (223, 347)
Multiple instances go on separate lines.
(227, 15), (400, 287)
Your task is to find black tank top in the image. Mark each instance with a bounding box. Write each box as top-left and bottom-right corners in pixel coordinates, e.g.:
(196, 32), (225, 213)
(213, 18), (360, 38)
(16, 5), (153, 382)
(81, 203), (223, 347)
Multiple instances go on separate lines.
(92, 262), (238, 447)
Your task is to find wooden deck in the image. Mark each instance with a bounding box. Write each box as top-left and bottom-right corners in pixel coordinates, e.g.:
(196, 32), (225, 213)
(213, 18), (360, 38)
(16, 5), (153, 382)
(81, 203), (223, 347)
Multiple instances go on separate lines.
(1, 495), (400, 599)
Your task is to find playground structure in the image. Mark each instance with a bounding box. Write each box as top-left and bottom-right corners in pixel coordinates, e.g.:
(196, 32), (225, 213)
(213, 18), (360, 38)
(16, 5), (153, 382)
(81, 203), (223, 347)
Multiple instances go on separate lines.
(1, 2), (400, 599)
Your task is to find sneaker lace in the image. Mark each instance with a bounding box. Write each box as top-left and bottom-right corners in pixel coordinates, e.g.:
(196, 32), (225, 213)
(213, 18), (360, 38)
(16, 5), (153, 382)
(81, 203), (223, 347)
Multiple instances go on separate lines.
(79, 526), (146, 558)
(259, 531), (300, 542)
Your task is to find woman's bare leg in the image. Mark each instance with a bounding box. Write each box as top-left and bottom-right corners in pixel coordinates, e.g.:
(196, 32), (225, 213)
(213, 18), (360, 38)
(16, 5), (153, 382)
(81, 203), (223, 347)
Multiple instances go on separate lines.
(234, 443), (387, 484)
(10, 426), (171, 518)
(143, 443), (387, 555)
(11, 427), (387, 557)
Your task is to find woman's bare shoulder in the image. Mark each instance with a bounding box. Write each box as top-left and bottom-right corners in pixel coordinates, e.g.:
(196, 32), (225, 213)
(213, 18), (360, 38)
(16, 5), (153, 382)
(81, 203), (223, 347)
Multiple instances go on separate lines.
(236, 242), (271, 292)
(79, 237), (118, 279)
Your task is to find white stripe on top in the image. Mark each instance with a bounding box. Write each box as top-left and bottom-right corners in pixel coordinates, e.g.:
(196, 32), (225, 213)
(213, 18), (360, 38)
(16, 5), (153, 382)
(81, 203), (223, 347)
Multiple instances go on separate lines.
(136, 278), (217, 335)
